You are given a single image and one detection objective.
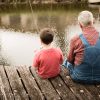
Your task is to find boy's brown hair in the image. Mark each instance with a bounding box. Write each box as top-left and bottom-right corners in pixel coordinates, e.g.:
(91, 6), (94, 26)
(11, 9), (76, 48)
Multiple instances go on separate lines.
(40, 28), (54, 45)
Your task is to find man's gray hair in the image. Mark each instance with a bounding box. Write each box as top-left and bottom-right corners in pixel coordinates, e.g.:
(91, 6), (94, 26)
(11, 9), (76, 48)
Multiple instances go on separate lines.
(78, 11), (94, 26)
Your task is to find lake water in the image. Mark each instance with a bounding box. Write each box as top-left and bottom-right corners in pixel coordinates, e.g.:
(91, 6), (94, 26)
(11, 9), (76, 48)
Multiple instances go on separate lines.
(0, 4), (100, 66)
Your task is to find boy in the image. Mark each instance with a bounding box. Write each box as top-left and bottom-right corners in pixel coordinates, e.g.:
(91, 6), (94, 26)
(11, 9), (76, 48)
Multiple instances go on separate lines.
(33, 28), (63, 79)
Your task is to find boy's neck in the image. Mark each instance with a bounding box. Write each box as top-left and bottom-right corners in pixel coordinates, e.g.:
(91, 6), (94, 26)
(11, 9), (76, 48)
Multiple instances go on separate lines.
(42, 43), (52, 49)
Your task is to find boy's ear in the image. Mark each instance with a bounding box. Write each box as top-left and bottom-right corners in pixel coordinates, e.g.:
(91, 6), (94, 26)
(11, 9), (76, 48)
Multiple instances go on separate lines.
(40, 39), (42, 44)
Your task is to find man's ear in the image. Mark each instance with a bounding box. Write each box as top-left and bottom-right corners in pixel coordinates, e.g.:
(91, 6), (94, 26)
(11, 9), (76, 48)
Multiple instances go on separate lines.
(79, 22), (83, 29)
(93, 18), (95, 24)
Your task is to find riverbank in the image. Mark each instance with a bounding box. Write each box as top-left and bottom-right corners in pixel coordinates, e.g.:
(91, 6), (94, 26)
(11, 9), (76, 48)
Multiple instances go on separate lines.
(0, 3), (89, 13)
(0, 0), (87, 5)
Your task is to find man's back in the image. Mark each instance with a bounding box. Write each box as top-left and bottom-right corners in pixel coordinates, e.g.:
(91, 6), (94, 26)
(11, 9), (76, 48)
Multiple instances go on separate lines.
(72, 33), (100, 84)
(67, 26), (99, 66)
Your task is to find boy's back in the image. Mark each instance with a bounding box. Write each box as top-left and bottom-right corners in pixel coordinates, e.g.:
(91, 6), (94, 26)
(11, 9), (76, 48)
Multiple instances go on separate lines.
(33, 48), (63, 78)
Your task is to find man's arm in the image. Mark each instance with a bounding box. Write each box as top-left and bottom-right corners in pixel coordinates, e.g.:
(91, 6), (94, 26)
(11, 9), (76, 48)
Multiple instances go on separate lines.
(67, 38), (75, 65)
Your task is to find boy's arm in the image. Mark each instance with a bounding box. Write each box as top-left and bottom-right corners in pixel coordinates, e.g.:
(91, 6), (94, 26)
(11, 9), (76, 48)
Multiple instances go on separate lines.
(60, 51), (64, 64)
(57, 48), (64, 64)
(33, 52), (40, 69)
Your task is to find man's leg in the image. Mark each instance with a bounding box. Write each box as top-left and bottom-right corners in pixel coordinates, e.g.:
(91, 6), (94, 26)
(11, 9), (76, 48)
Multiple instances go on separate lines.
(62, 60), (74, 74)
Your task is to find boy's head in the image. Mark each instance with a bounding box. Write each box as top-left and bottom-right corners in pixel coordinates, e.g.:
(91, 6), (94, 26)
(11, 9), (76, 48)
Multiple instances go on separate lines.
(40, 28), (54, 45)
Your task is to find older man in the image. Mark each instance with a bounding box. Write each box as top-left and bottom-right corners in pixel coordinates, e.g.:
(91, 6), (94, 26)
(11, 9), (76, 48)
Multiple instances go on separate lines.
(63, 11), (100, 84)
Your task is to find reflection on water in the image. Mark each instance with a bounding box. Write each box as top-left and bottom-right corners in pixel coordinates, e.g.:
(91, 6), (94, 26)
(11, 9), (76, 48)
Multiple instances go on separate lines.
(0, 29), (41, 66)
(0, 4), (100, 66)
(89, 4), (100, 21)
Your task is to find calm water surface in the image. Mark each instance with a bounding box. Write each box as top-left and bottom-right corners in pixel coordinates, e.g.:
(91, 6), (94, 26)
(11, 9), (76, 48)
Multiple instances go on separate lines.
(0, 4), (100, 66)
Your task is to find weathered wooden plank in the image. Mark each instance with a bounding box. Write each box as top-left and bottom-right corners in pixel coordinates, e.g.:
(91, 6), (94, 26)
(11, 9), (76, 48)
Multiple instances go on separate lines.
(96, 85), (100, 99)
(4, 65), (29, 100)
(0, 76), (7, 100)
(17, 66), (45, 100)
(49, 76), (77, 100)
(30, 66), (61, 100)
(0, 65), (14, 100)
(85, 85), (100, 100)
(60, 66), (95, 100)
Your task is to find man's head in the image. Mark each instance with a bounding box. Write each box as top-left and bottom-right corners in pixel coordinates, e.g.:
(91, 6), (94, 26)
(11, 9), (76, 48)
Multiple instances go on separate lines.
(40, 28), (54, 45)
(78, 11), (94, 27)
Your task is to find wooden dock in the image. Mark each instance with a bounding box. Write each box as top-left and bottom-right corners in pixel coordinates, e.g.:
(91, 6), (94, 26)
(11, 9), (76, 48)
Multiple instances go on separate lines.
(0, 65), (100, 100)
